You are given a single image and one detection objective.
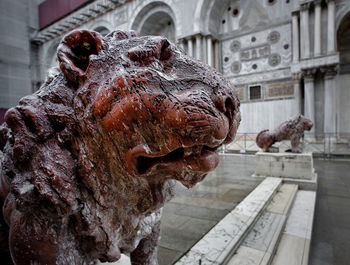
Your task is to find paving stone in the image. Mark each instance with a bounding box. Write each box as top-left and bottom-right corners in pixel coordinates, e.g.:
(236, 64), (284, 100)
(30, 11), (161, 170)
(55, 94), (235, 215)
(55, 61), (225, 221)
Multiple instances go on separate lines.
(243, 211), (285, 253)
(284, 191), (316, 240)
(162, 202), (228, 221)
(169, 196), (234, 210)
(159, 155), (261, 264)
(266, 184), (298, 215)
(158, 247), (183, 265)
(174, 178), (281, 265)
(227, 246), (271, 265)
(271, 234), (310, 265)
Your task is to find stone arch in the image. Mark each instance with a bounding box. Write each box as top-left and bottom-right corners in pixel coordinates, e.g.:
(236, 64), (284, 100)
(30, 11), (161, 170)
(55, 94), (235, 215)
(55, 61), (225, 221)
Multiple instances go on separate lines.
(44, 38), (61, 70)
(130, 1), (178, 42)
(336, 1), (350, 32)
(91, 20), (113, 36)
(94, 26), (110, 36)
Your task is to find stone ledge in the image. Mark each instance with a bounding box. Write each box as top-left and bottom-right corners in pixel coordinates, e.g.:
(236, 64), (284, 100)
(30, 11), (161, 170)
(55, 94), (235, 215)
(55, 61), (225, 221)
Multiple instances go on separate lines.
(174, 177), (282, 265)
(254, 152), (317, 180)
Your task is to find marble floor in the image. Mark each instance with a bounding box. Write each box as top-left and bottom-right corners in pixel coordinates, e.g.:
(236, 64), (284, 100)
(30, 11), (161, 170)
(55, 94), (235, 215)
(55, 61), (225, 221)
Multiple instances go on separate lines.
(158, 154), (261, 265)
(309, 159), (350, 265)
(159, 155), (350, 265)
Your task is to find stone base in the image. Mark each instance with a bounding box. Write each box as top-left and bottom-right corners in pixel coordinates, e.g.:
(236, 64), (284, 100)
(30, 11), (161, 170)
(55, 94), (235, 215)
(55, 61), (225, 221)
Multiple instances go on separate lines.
(254, 152), (317, 180)
(252, 152), (317, 190)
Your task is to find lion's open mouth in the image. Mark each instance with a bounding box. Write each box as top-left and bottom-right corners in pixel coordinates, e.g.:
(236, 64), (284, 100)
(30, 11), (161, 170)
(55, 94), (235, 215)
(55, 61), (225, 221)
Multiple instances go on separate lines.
(132, 145), (219, 175)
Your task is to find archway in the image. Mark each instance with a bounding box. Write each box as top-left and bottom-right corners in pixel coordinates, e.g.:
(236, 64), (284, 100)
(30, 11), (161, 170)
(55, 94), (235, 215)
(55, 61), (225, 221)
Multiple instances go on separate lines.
(94, 26), (110, 36)
(131, 2), (176, 42)
(337, 12), (350, 134)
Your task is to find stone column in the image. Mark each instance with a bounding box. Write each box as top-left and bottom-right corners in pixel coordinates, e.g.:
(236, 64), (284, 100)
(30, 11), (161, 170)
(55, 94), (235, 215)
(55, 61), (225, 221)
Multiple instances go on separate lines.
(214, 40), (219, 70)
(327, 0), (336, 54)
(324, 66), (338, 134)
(303, 69), (316, 134)
(177, 39), (185, 51)
(292, 73), (302, 114)
(187, 37), (193, 57)
(292, 11), (300, 62)
(207, 35), (213, 67)
(300, 3), (310, 59)
(314, 0), (322, 56)
(195, 34), (201, 60)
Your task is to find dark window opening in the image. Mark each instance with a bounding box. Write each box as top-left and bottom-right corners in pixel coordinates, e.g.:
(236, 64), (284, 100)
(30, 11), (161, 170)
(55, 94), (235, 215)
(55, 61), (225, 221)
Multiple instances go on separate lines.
(249, 85), (262, 100)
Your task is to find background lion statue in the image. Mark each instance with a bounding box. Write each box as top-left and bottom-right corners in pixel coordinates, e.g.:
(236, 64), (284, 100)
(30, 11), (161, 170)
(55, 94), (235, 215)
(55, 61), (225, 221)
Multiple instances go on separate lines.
(256, 114), (313, 153)
(0, 30), (240, 265)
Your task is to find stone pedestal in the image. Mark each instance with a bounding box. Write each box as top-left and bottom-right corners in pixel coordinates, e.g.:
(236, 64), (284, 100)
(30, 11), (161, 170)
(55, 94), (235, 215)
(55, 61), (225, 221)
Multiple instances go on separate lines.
(253, 152), (317, 190)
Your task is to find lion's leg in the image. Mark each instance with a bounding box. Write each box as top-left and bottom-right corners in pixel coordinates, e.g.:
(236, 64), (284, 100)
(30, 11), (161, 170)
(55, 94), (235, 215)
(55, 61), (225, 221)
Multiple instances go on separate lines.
(130, 221), (160, 265)
(9, 211), (85, 265)
(265, 146), (279, 152)
(291, 136), (302, 153)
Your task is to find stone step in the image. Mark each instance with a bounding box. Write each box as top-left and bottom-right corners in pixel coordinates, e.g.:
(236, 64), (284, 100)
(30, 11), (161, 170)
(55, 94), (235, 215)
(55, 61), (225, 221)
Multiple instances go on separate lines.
(226, 184), (298, 265)
(174, 177), (282, 265)
(270, 190), (316, 265)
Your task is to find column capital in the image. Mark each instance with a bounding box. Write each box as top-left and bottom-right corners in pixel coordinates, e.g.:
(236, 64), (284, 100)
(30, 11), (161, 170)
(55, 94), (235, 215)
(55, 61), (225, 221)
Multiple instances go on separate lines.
(303, 69), (316, 82)
(292, 10), (300, 17)
(324, 65), (338, 79)
(292, 73), (303, 83)
(300, 2), (310, 11)
(314, 0), (322, 6)
(325, 0), (335, 4)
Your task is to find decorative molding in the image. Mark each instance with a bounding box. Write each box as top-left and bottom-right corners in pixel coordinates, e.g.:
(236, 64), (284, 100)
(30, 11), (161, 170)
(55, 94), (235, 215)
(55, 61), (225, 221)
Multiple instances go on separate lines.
(33, 0), (125, 44)
(300, 3), (310, 12)
(292, 72), (302, 83)
(324, 65), (339, 79)
(303, 68), (316, 82)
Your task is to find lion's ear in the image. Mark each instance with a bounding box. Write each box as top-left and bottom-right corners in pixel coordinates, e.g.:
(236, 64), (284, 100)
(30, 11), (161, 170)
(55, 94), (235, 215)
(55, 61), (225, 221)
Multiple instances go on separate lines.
(57, 30), (104, 86)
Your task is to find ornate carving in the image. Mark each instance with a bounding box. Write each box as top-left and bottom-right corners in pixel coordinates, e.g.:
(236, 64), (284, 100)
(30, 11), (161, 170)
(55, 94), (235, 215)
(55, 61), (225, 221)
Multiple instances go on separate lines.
(231, 61), (242, 73)
(265, 81), (294, 99)
(303, 68), (316, 82)
(240, 44), (270, 61)
(267, 31), (280, 44)
(292, 72), (302, 83)
(0, 30), (241, 265)
(256, 114), (313, 153)
(268, 53), (281, 66)
(324, 65), (338, 80)
(300, 3), (310, 12)
(230, 40), (241, 52)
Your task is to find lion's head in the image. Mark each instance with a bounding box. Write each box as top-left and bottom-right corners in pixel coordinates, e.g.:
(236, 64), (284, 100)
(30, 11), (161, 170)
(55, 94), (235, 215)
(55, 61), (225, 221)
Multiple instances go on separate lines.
(0, 30), (240, 263)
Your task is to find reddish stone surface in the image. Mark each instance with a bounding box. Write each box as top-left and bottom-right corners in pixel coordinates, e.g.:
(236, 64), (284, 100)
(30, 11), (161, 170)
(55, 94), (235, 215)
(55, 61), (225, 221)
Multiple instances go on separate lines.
(256, 114), (313, 153)
(39, 0), (91, 29)
(0, 30), (240, 264)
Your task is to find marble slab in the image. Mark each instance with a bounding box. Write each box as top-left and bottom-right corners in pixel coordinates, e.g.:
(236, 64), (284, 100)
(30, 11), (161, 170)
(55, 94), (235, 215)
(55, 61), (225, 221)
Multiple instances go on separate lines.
(271, 190), (316, 265)
(283, 191), (316, 240)
(227, 246), (271, 265)
(271, 234), (310, 265)
(266, 184), (298, 215)
(174, 177), (281, 265)
(254, 152), (317, 180)
(243, 211), (285, 254)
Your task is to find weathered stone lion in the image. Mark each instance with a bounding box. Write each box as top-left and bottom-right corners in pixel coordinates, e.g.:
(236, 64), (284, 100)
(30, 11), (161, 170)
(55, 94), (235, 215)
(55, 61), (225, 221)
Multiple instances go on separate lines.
(0, 30), (240, 265)
(256, 114), (313, 153)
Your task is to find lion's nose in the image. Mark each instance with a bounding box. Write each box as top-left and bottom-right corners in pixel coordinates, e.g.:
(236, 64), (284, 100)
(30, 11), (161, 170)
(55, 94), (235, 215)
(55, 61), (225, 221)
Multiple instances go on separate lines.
(214, 95), (235, 124)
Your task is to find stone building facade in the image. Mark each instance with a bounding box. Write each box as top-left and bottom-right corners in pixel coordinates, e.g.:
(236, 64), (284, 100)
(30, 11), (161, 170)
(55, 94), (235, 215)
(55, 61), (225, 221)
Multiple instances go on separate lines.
(1, 0), (350, 138)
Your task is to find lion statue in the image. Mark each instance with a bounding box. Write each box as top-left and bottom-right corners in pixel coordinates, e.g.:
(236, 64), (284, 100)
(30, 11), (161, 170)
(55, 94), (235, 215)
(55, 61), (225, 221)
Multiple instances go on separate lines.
(256, 114), (313, 153)
(0, 30), (240, 265)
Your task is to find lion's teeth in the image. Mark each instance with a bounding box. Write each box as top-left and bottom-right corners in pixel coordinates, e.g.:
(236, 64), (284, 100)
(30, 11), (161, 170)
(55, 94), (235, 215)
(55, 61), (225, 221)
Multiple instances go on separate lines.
(192, 145), (203, 155)
(184, 147), (192, 157)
